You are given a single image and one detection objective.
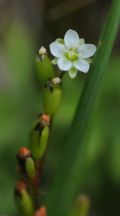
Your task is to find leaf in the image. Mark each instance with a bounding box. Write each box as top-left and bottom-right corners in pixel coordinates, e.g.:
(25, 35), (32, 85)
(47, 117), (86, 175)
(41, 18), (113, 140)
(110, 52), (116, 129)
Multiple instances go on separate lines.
(47, 2), (120, 216)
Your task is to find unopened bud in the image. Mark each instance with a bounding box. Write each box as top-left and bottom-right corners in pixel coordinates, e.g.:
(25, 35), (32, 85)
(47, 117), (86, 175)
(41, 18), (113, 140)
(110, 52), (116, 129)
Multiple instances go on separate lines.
(17, 147), (32, 172)
(51, 77), (61, 85)
(39, 114), (51, 127)
(15, 181), (34, 216)
(15, 180), (27, 195)
(17, 147), (31, 159)
(77, 194), (90, 207)
(39, 47), (47, 56)
(25, 157), (36, 178)
(71, 194), (90, 216)
(34, 206), (47, 216)
(30, 114), (50, 160)
(36, 52), (55, 84)
(42, 78), (62, 116)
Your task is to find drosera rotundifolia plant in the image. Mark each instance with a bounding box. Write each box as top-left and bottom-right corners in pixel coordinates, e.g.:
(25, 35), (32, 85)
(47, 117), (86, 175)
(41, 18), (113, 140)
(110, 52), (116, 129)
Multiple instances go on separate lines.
(14, 2), (120, 214)
(15, 29), (96, 216)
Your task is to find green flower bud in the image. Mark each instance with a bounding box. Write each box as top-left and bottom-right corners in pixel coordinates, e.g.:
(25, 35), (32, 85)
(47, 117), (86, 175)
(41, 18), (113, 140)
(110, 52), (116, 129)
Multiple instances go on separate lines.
(42, 77), (62, 116)
(71, 195), (90, 216)
(36, 47), (55, 84)
(25, 157), (36, 178)
(30, 114), (50, 160)
(15, 181), (34, 216)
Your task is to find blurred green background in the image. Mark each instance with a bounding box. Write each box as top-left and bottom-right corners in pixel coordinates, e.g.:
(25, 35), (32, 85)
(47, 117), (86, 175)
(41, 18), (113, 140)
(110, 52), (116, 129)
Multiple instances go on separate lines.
(0, 0), (120, 215)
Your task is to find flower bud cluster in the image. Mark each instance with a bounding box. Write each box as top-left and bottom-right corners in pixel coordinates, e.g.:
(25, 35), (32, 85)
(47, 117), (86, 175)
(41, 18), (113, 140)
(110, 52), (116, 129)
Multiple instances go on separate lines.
(15, 30), (96, 215)
(15, 45), (63, 215)
(15, 114), (50, 216)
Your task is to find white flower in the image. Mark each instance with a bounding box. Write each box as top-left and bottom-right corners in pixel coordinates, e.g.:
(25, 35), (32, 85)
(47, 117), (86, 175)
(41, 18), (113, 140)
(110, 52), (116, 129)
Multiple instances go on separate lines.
(50, 29), (97, 78)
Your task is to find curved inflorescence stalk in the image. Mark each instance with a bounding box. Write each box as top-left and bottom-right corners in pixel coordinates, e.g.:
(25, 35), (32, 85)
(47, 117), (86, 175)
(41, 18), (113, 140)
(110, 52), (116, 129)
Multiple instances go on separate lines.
(14, 29), (97, 216)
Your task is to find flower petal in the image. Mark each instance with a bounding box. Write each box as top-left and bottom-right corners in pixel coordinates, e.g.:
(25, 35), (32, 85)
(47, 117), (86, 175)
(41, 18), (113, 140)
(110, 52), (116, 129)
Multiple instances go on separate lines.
(64, 29), (80, 49)
(68, 67), (78, 79)
(50, 41), (65, 57)
(78, 44), (97, 58)
(73, 58), (90, 73)
(57, 57), (72, 71)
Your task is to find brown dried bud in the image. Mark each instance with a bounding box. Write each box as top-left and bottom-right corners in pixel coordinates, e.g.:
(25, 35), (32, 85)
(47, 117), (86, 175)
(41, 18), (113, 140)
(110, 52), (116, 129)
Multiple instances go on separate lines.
(34, 114), (50, 132)
(40, 114), (50, 127)
(16, 147), (32, 172)
(34, 206), (47, 216)
(15, 180), (27, 197)
(17, 147), (31, 159)
(16, 180), (27, 191)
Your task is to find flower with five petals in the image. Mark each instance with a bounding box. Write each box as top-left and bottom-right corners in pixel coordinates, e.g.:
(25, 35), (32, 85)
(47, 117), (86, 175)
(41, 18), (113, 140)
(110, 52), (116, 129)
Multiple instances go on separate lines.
(50, 29), (97, 78)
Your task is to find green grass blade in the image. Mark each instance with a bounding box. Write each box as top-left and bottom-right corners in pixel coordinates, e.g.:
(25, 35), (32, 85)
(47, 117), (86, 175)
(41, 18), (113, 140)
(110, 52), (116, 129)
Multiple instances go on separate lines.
(47, 2), (120, 216)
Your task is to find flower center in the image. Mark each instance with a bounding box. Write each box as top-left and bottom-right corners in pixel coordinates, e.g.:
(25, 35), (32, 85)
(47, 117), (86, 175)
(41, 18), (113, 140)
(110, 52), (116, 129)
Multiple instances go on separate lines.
(65, 49), (78, 60)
